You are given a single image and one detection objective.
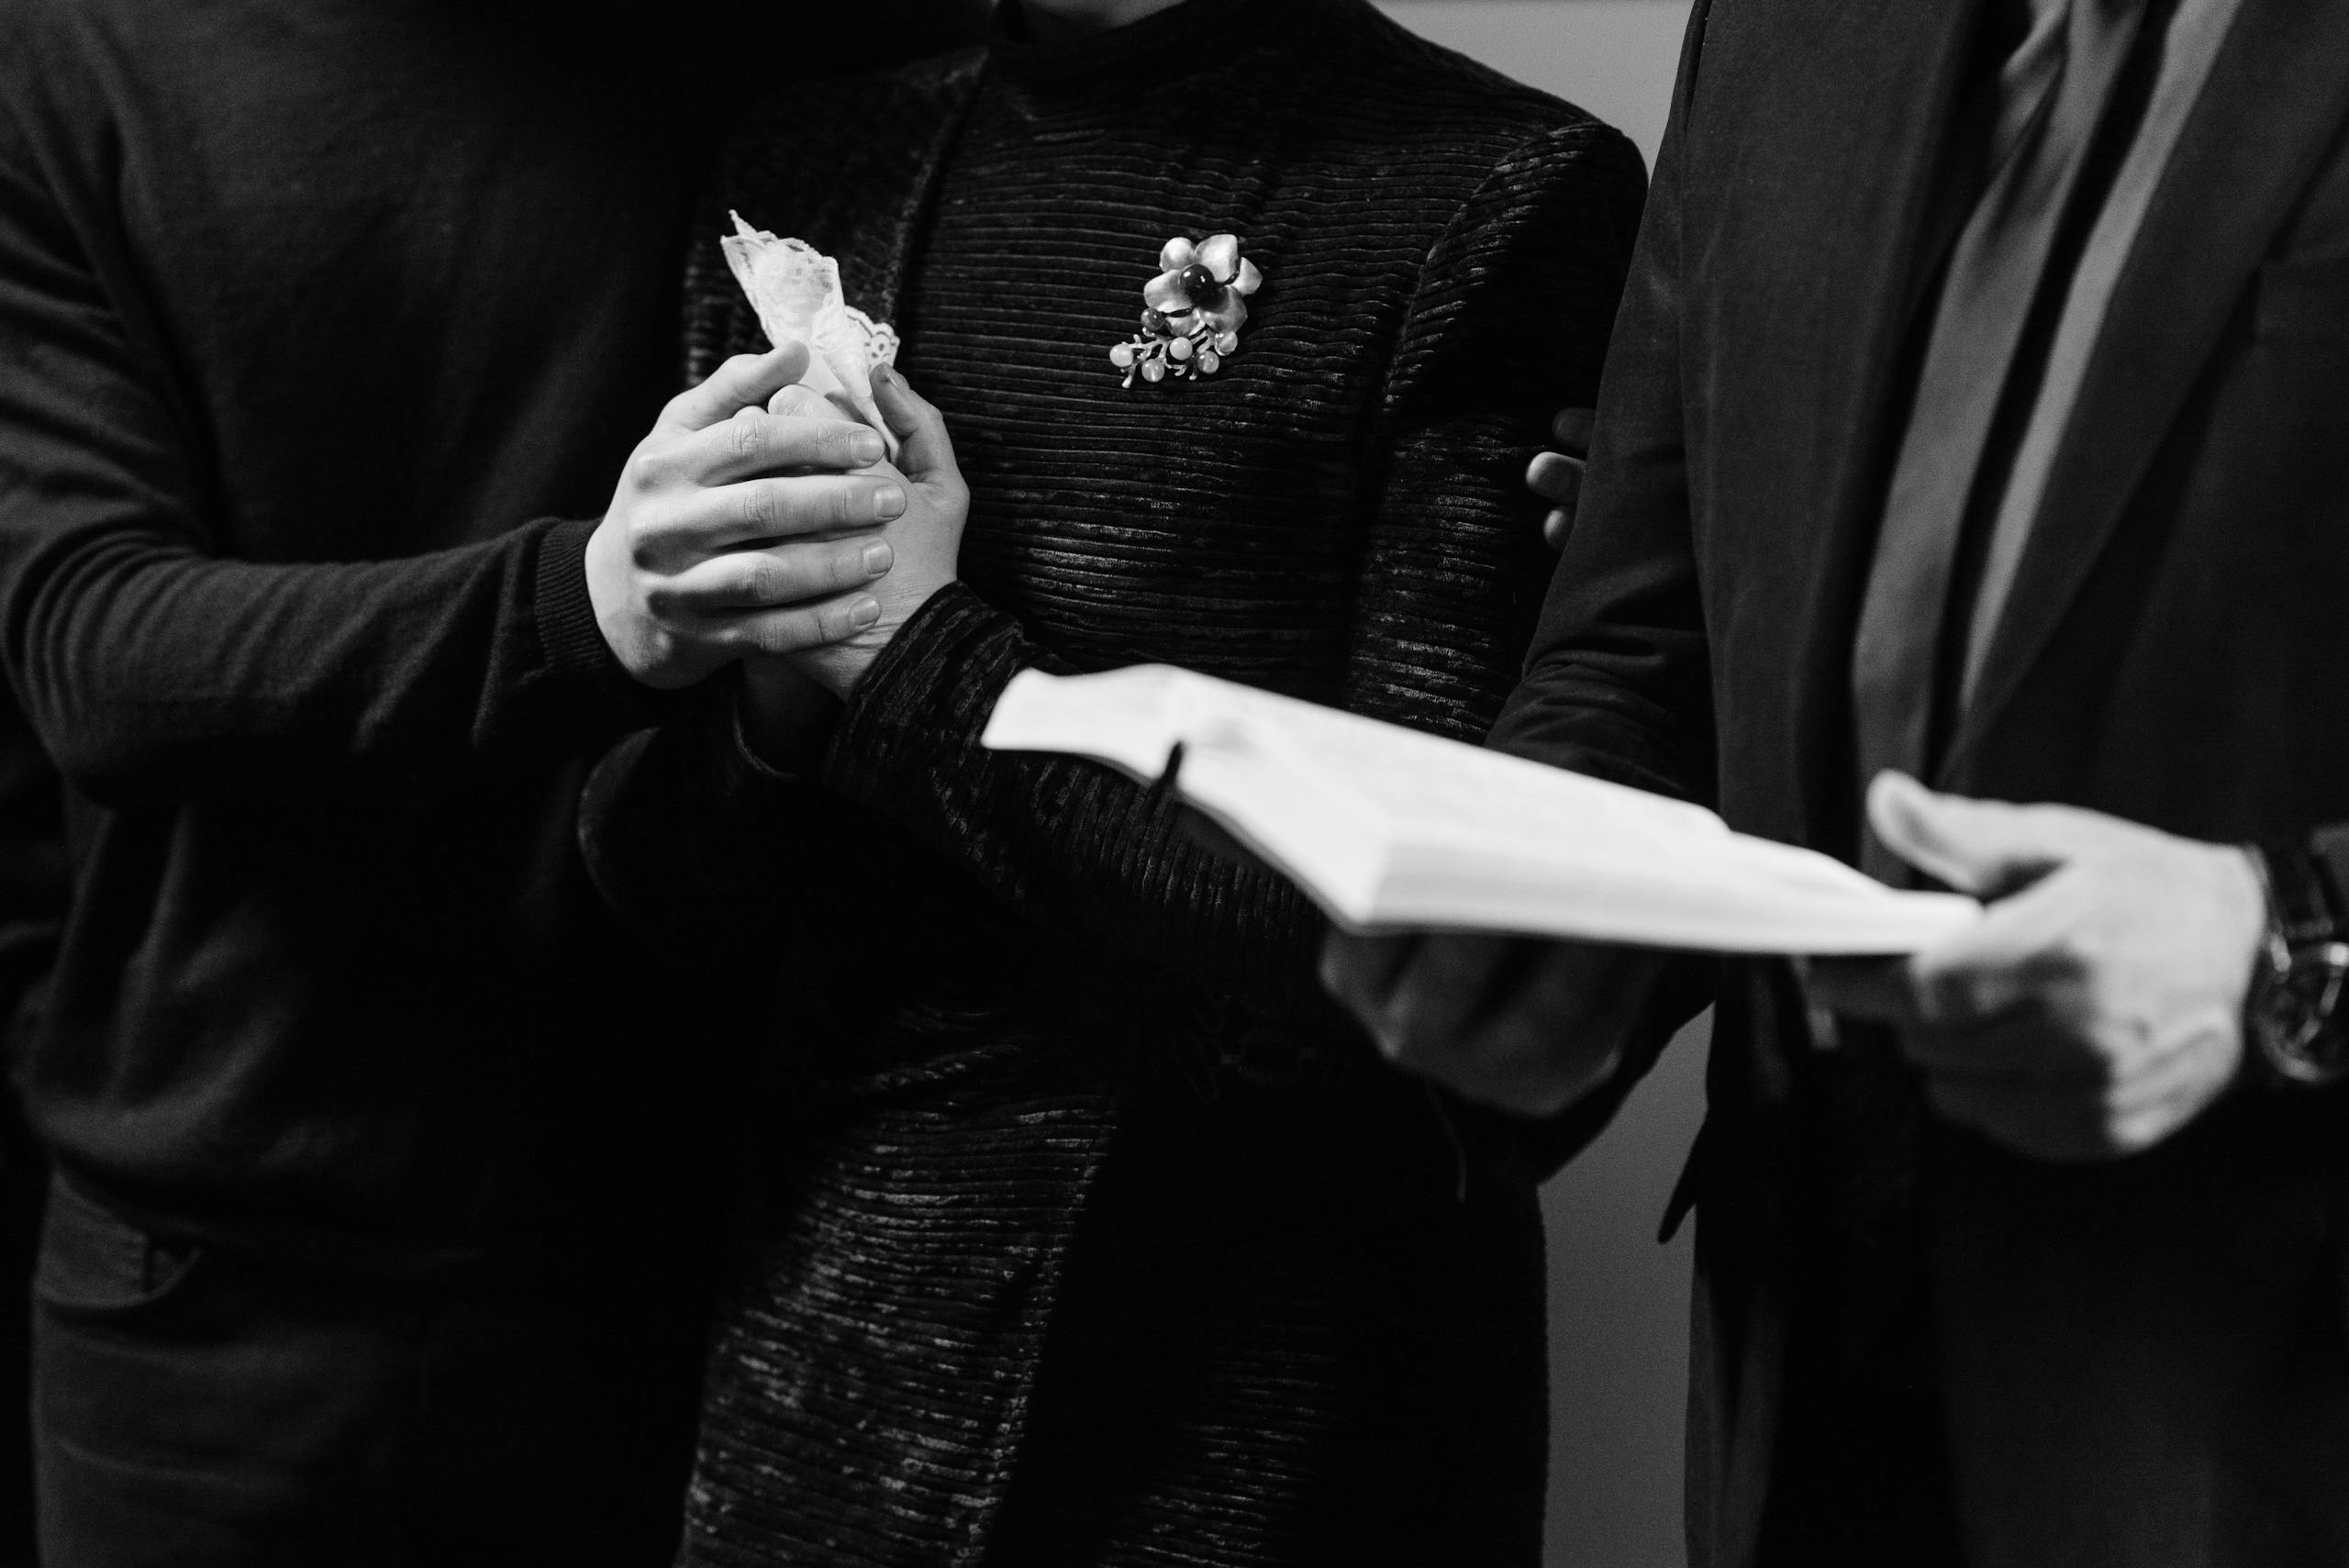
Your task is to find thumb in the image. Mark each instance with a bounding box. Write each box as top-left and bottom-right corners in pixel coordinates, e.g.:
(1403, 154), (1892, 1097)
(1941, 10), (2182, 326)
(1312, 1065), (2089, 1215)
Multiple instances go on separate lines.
(668, 342), (811, 431)
(872, 364), (962, 485)
(1866, 771), (2071, 897)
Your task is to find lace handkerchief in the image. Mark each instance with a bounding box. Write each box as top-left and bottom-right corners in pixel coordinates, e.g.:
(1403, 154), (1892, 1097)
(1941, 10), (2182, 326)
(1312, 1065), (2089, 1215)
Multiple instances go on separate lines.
(721, 213), (902, 457)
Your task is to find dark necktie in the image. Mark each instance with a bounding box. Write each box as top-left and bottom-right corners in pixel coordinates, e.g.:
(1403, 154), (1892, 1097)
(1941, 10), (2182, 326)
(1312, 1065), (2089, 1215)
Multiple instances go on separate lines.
(1851, 0), (2150, 883)
(1798, 1), (2160, 1455)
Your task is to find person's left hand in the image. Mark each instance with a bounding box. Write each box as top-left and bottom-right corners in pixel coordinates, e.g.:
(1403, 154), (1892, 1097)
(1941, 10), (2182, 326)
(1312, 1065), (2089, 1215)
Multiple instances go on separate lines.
(1808, 772), (2268, 1162)
(735, 364), (968, 764)
(1321, 929), (1666, 1118)
(1526, 406), (1595, 550)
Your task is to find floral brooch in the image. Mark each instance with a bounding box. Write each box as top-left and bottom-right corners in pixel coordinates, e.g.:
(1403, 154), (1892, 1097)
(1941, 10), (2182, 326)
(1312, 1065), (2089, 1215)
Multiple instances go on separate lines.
(1108, 234), (1263, 387)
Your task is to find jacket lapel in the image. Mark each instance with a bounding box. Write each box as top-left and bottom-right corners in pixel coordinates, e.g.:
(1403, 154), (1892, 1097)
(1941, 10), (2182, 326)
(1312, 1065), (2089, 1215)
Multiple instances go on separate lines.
(1950, 0), (2349, 767)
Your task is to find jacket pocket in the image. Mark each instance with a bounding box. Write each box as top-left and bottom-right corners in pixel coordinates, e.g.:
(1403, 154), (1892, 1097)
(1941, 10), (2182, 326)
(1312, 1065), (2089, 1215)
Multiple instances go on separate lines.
(34, 1176), (205, 1321)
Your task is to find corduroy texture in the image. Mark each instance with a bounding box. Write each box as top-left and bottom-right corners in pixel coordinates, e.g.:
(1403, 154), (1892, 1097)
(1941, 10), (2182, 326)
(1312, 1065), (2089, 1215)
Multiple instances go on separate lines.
(601, 1), (1646, 1561)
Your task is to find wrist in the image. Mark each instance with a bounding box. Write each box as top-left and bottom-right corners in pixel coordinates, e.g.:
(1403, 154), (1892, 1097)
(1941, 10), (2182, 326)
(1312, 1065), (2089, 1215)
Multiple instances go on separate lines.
(739, 659), (841, 773)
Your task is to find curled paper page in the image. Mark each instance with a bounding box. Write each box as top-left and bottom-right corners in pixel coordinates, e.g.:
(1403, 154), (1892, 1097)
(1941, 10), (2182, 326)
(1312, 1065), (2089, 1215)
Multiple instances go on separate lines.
(982, 665), (1982, 955)
(721, 213), (902, 458)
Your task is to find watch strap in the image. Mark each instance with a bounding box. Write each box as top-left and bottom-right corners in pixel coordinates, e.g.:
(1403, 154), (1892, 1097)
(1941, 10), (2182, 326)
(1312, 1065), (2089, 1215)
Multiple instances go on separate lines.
(2254, 839), (2342, 945)
(2246, 839), (2349, 1089)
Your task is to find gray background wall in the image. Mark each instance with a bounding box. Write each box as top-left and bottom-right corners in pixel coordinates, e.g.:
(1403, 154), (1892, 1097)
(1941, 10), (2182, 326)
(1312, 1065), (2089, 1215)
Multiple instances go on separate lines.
(1364, 6), (1700, 1565)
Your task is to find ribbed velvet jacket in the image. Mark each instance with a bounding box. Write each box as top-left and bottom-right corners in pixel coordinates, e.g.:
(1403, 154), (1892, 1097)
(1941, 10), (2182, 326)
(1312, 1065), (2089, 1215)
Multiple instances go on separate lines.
(579, 3), (1645, 1562)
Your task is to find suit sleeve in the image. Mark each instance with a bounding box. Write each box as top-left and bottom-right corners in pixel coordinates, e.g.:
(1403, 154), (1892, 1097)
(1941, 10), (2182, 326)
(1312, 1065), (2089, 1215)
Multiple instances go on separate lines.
(1487, 38), (1714, 803)
(1481, 7), (1723, 1172)
(0, 89), (657, 811)
(582, 127), (1648, 1028)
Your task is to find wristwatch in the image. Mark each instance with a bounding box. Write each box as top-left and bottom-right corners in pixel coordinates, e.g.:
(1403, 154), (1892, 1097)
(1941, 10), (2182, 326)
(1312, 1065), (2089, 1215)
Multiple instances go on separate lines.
(2244, 842), (2349, 1088)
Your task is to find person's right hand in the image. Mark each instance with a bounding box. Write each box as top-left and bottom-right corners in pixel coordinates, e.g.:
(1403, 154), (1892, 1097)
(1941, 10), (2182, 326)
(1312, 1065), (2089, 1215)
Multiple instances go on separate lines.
(587, 343), (908, 690)
(1320, 929), (1664, 1117)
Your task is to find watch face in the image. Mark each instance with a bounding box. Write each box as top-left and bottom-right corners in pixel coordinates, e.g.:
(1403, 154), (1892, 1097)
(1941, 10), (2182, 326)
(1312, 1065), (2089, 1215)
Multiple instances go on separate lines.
(2265, 942), (2349, 1086)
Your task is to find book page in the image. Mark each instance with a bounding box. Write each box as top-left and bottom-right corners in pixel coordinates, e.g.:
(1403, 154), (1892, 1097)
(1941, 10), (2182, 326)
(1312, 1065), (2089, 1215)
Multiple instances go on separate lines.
(983, 666), (1978, 954)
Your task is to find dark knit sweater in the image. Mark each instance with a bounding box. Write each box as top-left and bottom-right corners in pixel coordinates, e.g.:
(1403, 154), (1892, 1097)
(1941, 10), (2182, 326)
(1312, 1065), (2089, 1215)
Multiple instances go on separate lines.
(581, 1), (1646, 1561)
(0, 0), (980, 1284)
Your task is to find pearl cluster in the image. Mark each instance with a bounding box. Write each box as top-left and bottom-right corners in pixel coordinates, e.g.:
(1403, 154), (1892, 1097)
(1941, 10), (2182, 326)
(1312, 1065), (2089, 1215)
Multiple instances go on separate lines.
(1109, 314), (1243, 386)
(1108, 233), (1262, 388)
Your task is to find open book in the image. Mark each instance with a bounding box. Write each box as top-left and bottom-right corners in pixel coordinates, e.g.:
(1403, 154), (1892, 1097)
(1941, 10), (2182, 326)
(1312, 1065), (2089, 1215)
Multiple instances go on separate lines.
(981, 665), (1979, 955)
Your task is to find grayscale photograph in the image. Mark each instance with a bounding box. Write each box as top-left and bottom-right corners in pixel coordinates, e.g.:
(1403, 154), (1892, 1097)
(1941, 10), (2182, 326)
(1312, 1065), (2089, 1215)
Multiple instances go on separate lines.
(0, 0), (2338, 1563)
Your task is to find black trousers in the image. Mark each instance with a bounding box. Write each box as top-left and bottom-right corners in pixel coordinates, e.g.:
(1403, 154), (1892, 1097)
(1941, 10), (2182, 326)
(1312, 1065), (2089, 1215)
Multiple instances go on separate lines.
(31, 1177), (712, 1568)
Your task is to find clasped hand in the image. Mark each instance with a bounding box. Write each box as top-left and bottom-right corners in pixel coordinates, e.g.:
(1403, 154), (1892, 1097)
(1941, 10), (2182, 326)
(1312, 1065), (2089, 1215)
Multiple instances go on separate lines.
(585, 342), (965, 696)
(1806, 772), (2267, 1162)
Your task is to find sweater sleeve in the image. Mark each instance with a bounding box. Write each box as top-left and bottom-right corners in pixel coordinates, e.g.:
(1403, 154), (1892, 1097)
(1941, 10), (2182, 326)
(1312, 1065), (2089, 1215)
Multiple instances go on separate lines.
(797, 126), (1650, 1022)
(0, 87), (658, 810)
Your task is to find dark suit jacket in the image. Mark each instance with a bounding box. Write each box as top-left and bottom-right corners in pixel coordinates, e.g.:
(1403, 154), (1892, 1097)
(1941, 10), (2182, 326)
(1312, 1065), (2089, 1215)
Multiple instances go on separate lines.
(1492, 2), (2349, 1564)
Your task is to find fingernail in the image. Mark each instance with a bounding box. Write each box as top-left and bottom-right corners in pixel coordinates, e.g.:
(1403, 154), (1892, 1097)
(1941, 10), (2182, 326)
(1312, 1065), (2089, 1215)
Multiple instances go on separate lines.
(862, 539), (893, 575)
(850, 597), (881, 628)
(852, 430), (885, 464)
(872, 363), (896, 389)
(874, 484), (906, 520)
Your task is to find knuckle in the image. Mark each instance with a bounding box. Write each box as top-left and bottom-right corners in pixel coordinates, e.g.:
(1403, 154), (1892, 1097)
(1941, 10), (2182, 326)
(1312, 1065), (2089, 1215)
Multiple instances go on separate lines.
(748, 557), (788, 604)
(627, 448), (667, 492)
(729, 417), (765, 458)
(738, 482), (779, 533)
(762, 611), (815, 656)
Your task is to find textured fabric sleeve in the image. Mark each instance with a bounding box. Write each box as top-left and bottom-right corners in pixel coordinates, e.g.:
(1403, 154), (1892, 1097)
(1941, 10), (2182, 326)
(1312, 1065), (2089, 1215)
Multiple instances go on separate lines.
(576, 675), (833, 960)
(1345, 121), (1648, 741)
(0, 91), (658, 810)
(815, 128), (1649, 1023)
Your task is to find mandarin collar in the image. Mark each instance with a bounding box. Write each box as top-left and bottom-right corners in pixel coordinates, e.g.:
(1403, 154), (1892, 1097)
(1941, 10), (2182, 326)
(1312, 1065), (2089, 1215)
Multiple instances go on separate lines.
(988, 0), (1318, 98)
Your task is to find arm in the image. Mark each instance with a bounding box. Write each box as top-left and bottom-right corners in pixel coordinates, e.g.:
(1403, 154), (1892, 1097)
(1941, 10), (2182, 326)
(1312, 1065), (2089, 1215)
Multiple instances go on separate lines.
(0, 106), (893, 808)
(1486, 72), (1712, 802)
(0, 114), (629, 805)
(1327, 18), (1724, 1134)
(821, 125), (1643, 1026)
